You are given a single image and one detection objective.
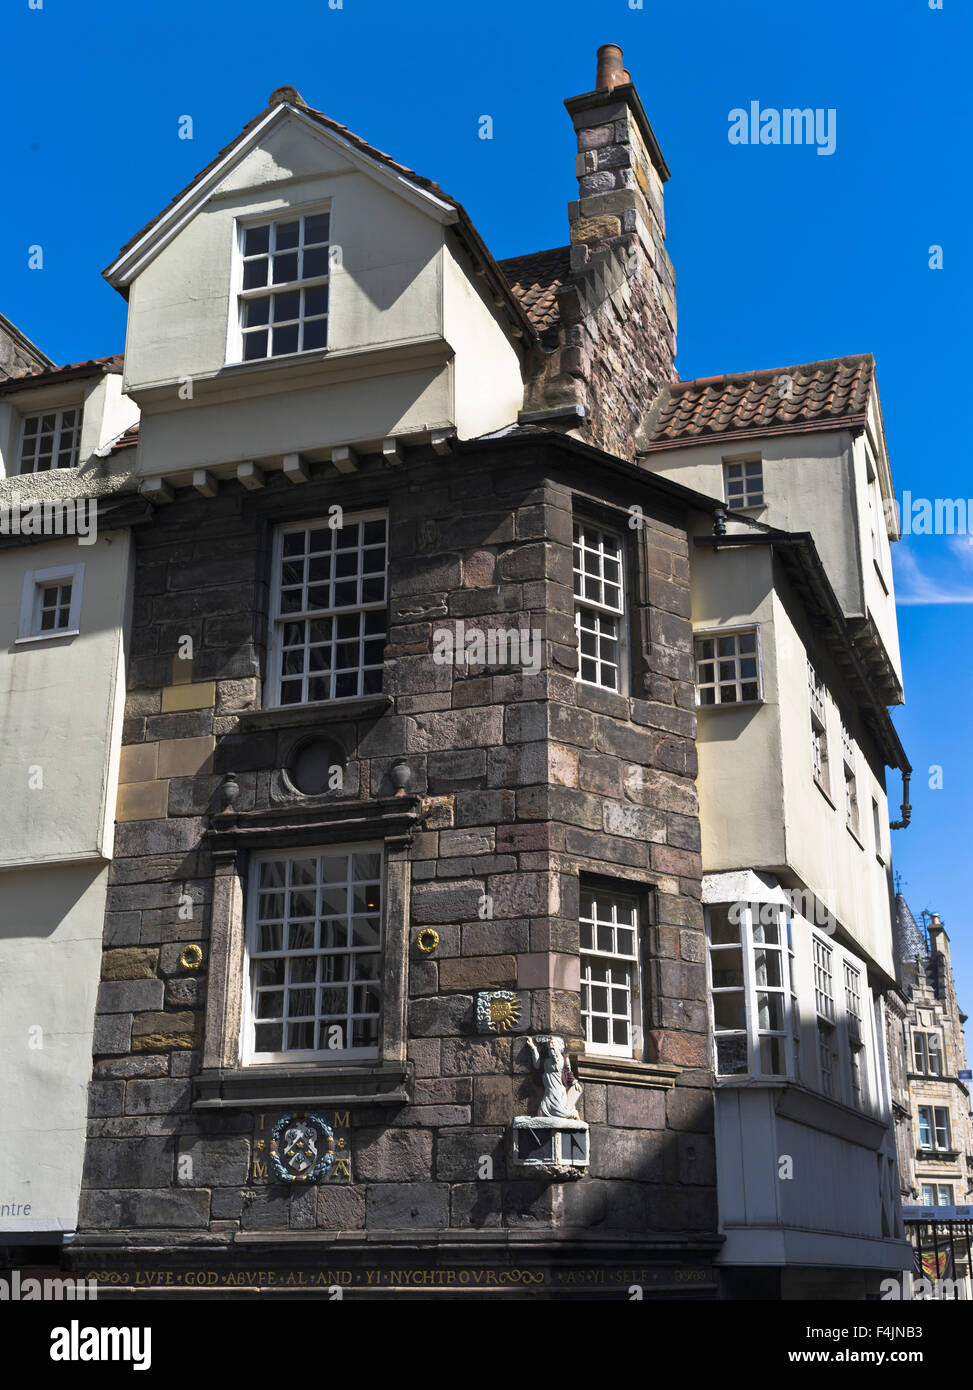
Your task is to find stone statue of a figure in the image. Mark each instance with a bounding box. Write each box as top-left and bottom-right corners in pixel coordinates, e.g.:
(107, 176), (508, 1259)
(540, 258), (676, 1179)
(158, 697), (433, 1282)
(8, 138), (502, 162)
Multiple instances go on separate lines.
(526, 1035), (583, 1120)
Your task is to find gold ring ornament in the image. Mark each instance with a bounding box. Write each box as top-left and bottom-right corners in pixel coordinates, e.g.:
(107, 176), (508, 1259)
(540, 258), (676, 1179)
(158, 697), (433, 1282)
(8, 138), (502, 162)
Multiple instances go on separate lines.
(179, 944), (203, 971)
(416, 928), (440, 955)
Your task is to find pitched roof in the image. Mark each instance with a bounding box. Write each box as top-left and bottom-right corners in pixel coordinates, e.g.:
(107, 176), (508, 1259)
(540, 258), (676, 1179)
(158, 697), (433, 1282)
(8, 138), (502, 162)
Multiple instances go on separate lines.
(498, 247), (571, 349)
(108, 91), (455, 271)
(643, 353), (874, 450)
(103, 88), (536, 343)
(0, 354), (123, 395)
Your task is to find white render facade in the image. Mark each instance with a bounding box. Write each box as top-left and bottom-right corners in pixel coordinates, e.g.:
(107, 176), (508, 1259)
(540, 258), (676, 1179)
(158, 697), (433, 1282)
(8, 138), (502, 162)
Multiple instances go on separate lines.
(645, 364), (913, 1296)
(0, 352), (138, 1244)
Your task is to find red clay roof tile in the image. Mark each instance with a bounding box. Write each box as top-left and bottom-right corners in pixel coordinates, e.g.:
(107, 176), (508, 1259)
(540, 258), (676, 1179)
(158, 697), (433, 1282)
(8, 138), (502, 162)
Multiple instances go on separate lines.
(645, 353), (873, 449)
(497, 246), (571, 348)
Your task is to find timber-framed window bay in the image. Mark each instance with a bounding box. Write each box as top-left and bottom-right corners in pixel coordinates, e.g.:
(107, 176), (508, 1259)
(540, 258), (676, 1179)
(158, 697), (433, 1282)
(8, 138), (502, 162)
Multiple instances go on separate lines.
(706, 901), (879, 1108)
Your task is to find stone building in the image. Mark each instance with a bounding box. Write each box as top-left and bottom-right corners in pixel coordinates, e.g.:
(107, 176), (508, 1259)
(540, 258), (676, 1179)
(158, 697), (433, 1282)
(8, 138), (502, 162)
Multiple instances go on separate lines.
(1, 42), (919, 1300)
(0, 313), (52, 381)
(65, 47), (727, 1297)
(894, 895), (973, 1294)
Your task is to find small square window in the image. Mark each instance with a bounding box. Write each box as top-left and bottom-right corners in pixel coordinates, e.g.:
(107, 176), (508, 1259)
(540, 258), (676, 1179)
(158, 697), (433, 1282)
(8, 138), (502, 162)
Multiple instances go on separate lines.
(16, 564), (84, 642)
(694, 628), (760, 705)
(724, 459), (763, 508)
(19, 407), (81, 473)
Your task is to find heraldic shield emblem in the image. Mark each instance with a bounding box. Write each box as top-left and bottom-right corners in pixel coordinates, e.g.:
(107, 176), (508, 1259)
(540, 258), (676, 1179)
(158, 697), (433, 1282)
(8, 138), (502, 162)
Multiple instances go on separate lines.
(269, 1112), (336, 1183)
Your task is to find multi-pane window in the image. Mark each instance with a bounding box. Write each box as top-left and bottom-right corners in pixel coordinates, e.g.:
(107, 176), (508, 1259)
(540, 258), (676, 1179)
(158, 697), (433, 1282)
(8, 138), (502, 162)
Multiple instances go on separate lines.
(841, 719), (860, 836)
(19, 407), (80, 472)
(788, 918), (801, 1081)
(707, 903), (790, 1078)
(844, 962), (866, 1108)
(724, 459), (764, 508)
(813, 935), (836, 1096)
(270, 513), (387, 705)
(752, 913), (788, 1075)
(579, 887), (640, 1055)
(237, 210), (331, 360)
(37, 581), (73, 633)
(708, 904), (748, 1076)
(921, 1184), (954, 1207)
(917, 1105), (951, 1151)
(17, 564), (84, 642)
(247, 847), (382, 1060)
(913, 1031), (943, 1076)
(695, 629), (760, 705)
(573, 521), (626, 692)
(808, 660), (830, 793)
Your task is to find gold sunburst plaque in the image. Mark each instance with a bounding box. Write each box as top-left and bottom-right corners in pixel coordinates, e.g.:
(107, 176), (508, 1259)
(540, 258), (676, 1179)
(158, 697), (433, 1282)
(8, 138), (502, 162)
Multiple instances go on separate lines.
(488, 994), (522, 1031)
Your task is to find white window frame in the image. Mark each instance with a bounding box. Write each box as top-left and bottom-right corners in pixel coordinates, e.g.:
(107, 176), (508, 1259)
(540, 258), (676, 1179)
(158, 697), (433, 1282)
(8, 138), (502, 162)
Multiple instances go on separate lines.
(812, 933), (837, 1096)
(843, 960), (868, 1109)
(872, 797), (884, 863)
(573, 518), (628, 695)
(266, 509), (388, 708)
(579, 885), (642, 1058)
(807, 659), (831, 795)
(16, 563), (85, 643)
(241, 843), (384, 1066)
(723, 456), (764, 509)
(706, 902), (793, 1080)
(917, 1104), (951, 1152)
(840, 717), (861, 838)
(865, 447), (888, 585)
(18, 405), (81, 474)
(913, 1029), (943, 1077)
(694, 625), (762, 707)
(227, 203), (333, 365)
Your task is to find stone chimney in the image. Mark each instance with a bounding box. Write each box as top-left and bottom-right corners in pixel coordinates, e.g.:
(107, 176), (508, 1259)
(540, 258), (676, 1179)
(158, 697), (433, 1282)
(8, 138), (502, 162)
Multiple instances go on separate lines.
(529, 45), (676, 459)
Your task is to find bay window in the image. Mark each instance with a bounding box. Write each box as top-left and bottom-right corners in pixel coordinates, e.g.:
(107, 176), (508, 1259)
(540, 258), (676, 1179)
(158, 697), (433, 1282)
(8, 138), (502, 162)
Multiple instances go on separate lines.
(707, 902), (791, 1078)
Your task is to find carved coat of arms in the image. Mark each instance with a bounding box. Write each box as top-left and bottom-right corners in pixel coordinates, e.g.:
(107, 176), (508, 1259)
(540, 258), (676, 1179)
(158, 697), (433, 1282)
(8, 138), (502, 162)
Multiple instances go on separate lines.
(269, 1112), (336, 1183)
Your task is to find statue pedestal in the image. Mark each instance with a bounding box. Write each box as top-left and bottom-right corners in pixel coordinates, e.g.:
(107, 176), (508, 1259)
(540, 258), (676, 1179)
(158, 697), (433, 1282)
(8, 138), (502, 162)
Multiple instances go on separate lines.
(509, 1116), (589, 1178)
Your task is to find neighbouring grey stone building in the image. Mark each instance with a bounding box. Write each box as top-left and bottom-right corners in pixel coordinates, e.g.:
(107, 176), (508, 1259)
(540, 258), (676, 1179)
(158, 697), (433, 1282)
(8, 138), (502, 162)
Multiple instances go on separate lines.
(66, 47), (729, 1297)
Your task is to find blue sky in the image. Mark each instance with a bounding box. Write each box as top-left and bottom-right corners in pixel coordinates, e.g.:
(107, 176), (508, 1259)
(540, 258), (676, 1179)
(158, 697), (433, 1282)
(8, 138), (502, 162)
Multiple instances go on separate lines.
(3, 0), (970, 1007)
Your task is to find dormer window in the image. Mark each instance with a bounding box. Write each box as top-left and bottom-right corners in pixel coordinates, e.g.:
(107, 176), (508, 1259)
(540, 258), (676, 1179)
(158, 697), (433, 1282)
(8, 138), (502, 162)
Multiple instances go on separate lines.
(235, 209), (331, 362)
(19, 407), (81, 472)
